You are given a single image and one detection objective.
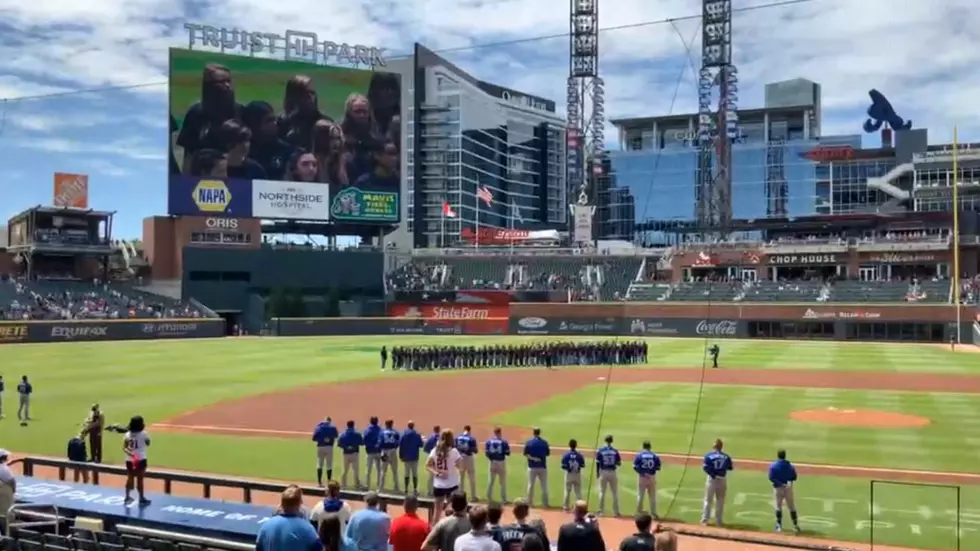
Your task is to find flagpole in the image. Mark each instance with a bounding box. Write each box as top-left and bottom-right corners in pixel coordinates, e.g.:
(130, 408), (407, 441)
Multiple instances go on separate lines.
(952, 126), (961, 342)
(441, 202), (446, 249)
(475, 188), (480, 249)
(509, 200), (515, 256)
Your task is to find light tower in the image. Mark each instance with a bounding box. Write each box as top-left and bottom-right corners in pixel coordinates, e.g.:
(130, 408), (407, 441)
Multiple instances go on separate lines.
(694, 0), (739, 231)
(567, 0), (603, 246)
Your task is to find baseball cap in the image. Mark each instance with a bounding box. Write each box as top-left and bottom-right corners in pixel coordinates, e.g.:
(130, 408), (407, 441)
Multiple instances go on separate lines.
(0, 449), (9, 460)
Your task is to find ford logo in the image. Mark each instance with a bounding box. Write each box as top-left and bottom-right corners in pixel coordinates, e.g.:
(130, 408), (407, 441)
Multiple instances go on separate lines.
(518, 317), (547, 329)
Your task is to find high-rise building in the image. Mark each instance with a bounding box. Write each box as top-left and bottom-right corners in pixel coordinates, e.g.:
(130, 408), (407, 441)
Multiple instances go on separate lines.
(385, 45), (567, 249)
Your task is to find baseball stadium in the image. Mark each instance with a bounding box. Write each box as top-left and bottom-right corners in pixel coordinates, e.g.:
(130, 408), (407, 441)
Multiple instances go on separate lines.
(4, 6), (980, 551)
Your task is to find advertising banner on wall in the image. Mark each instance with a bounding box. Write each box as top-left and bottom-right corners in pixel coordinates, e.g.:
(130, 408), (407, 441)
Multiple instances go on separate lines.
(509, 316), (619, 336)
(274, 318), (505, 337)
(168, 177), (253, 217)
(388, 303), (509, 334)
(0, 320), (224, 344)
(625, 318), (745, 338)
(53, 172), (90, 209)
(252, 180), (329, 220)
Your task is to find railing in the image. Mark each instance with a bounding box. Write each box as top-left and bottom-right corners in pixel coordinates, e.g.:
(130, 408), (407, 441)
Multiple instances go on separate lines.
(16, 457), (437, 522)
(412, 247), (667, 257)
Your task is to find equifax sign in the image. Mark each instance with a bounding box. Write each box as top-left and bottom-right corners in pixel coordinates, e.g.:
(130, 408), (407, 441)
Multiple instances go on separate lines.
(205, 218), (239, 230)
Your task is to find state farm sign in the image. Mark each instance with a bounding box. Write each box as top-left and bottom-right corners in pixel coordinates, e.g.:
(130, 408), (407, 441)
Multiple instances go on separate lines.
(388, 303), (509, 321)
(431, 306), (490, 320)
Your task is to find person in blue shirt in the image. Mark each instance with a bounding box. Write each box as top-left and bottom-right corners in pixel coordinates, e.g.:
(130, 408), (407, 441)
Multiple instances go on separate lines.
(701, 438), (734, 526)
(484, 426), (511, 503)
(422, 425), (440, 495)
(256, 485), (320, 551)
(398, 421), (424, 494)
(560, 439), (585, 511)
(339, 420), (364, 489)
(363, 417), (383, 490)
(312, 416), (339, 487)
(595, 434), (621, 517)
(379, 419), (401, 491)
(523, 427), (550, 508)
(633, 441), (662, 518)
(769, 449), (800, 533)
(345, 491), (391, 551)
(455, 424), (479, 500)
(17, 375), (32, 426)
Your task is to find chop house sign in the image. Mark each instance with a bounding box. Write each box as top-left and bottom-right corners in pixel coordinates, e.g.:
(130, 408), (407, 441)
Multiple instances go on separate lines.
(768, 254), (840, 266)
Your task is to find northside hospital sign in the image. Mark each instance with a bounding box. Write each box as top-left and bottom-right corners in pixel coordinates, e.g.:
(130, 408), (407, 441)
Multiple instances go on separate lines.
(183, 23), (387, 67)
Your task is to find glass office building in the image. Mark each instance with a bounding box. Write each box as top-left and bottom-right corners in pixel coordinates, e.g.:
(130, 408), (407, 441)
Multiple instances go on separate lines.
(395, 45), (567, 249)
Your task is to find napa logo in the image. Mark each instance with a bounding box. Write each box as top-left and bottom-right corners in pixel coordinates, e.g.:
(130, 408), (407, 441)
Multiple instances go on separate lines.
(192, 180), (232, 213)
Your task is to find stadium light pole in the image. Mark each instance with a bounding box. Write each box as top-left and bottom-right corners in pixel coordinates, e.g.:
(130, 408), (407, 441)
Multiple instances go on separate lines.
(952, 126), (961, 343)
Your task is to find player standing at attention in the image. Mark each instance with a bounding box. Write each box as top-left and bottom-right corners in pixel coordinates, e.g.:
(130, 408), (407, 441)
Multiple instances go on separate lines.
(17, 376), (32, 426)
(399, 421), (424, 493)
(633, 441), (662, 517)
(768, 449), (801, 533)
(455, 425), (479, 500)
(381, 346), (388, 370)
(560, 439), (585, 511)
(595, 434), (621, 517)
(338, 420), (364, 489)
(0, 375), (5, 419)
(485, 427), (510, 503)
(423, 425), (440, 495)
(426, 429), (461, 522)
(312, 416), (339, 486)
(363, 417), (383, 489)
(523, 427), (550, 508)
(379, 419), (401, 491)
(701, 438), (734, 526)
(122, 415), (151, 506)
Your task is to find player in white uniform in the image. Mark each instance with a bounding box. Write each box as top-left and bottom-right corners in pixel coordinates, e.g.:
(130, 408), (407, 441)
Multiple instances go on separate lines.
(426, 428), (461, 524)
(123, 415), (151, 506)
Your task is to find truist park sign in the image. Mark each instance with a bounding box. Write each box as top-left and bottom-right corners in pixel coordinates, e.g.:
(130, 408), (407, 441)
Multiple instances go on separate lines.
(183, 23), (387, 67)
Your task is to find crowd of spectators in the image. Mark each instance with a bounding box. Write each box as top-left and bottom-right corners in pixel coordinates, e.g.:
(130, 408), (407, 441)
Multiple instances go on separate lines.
(961, 276), (980, 304)
(261, 485), (678, 551)
(1, 276), (205, 320)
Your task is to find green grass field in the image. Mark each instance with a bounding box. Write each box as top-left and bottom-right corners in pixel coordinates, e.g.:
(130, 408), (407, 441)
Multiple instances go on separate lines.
(2, 336), (979, 550)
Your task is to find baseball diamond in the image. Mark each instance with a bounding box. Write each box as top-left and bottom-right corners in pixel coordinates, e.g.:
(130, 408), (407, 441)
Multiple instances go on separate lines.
(3, 336), (980, 551)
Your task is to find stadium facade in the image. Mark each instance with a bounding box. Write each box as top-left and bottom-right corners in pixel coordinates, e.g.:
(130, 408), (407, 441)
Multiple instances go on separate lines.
(385, 44), (568, 250)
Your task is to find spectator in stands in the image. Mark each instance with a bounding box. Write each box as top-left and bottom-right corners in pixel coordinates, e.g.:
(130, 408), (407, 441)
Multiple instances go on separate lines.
(618, 513), (655, 551)
(216, 119), (266, 179)
(190, 149), (228, 178)
(86, 404), (105, 463)
(310, 480), (352, 532)
(452, 505), (500, 551)
(345, 491), (390, 551)
(389, 494), (430, 551)
(287, 151), (320, 183)
(312, 120), (349, 187)
(557, 501), (605, 551)
(504, 499), (549, 550)
(486, 502), (504, 543)
(319, 515), (348, 551)
(176, 63), (242, 173)
(242, 100), (294, 180)
(341, 93), (379, 183)
(278, 74), (331, 152)
(257, 485), (320, 551)
(423, 491), (471, 551)
(353, 139), (400, 193)
(521, 534), (546, 551)
(0, 450), (15, 529)
(67, 429), (90, 483)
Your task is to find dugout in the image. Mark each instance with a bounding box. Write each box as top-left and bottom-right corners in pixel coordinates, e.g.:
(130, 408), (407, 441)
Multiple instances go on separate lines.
(5, 206), (115, 280)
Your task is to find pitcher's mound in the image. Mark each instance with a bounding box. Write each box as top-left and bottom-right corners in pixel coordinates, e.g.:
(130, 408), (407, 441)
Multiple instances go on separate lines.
(790, 408), (930, 428)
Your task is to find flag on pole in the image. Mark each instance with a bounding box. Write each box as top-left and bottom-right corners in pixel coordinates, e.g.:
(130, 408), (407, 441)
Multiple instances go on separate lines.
(510, 200), (524, 223)
(477, 186), (494, 206)
(442, 201), (457, 218)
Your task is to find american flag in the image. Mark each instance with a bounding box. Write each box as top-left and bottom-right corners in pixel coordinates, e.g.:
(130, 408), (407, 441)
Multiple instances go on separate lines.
(477, 186), (494, 206)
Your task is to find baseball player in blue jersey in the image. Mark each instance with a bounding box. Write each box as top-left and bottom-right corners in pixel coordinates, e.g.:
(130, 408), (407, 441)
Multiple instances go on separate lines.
(485, 427), (511, 502)
(633, 441), (662, 517)
(560, 439), (585, 510)
(456, 425), (479, 499)
(17, 376), (32, 426)
(595, 434), (622, 517)
(398, 421), (424, 493)
(338, 420), (363, 488)
(769, 449), (801, 533)
(311, 416), (339, 486)
(423, 425), (440, 495)
(523, 427), (550, 507)
(379, 419), (401, 491)
(701, 438), (734, 526)
(363, 417), (383, 489)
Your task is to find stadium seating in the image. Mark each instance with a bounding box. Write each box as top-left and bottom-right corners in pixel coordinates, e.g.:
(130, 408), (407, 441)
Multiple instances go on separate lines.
(740, 280), (828, 302)
(828, 280), (940, 303)
(6, 279), (209, 320)
(665, 280), (743, 302)
(625, 283), (672, 301)
(2, 527), (223, 551)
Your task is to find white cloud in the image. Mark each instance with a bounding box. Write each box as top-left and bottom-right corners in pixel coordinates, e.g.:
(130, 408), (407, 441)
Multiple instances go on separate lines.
(0, 0), (978, 178)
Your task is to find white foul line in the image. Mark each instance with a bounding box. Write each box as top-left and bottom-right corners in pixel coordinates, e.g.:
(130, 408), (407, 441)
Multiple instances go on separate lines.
(151, 422), (980, 481)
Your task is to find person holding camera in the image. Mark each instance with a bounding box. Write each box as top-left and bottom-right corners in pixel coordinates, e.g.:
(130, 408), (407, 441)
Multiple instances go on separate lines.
(557, 500), (605, 551)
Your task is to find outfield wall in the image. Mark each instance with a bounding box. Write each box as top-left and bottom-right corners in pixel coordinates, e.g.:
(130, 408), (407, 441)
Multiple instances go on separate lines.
(0, 319), (224, 344)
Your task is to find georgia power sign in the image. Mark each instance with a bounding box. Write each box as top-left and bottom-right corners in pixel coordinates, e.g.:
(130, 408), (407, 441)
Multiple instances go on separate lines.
(252, 180), (329, 221)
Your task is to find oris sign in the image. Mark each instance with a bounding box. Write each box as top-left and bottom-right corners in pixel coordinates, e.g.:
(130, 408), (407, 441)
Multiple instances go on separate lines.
(205, 217), (239, 229)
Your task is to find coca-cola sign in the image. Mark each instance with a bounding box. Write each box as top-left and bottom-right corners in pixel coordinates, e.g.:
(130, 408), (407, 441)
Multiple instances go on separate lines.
(696, 320), (738, 336)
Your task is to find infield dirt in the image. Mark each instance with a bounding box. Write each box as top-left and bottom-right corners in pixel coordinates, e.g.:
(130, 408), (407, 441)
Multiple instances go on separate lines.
(159, 367), (980, 485)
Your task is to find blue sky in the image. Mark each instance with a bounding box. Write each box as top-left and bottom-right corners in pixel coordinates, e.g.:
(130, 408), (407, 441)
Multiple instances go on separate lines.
(1, 0), (978, 239)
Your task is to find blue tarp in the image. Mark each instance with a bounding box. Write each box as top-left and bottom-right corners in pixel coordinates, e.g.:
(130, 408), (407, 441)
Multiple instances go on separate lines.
(15, 477), (275, 540)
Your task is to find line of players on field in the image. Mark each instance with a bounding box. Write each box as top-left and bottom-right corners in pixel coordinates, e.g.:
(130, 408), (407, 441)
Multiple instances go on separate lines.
(382, 341), (649, 371)
(311, 417), (803, 532)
